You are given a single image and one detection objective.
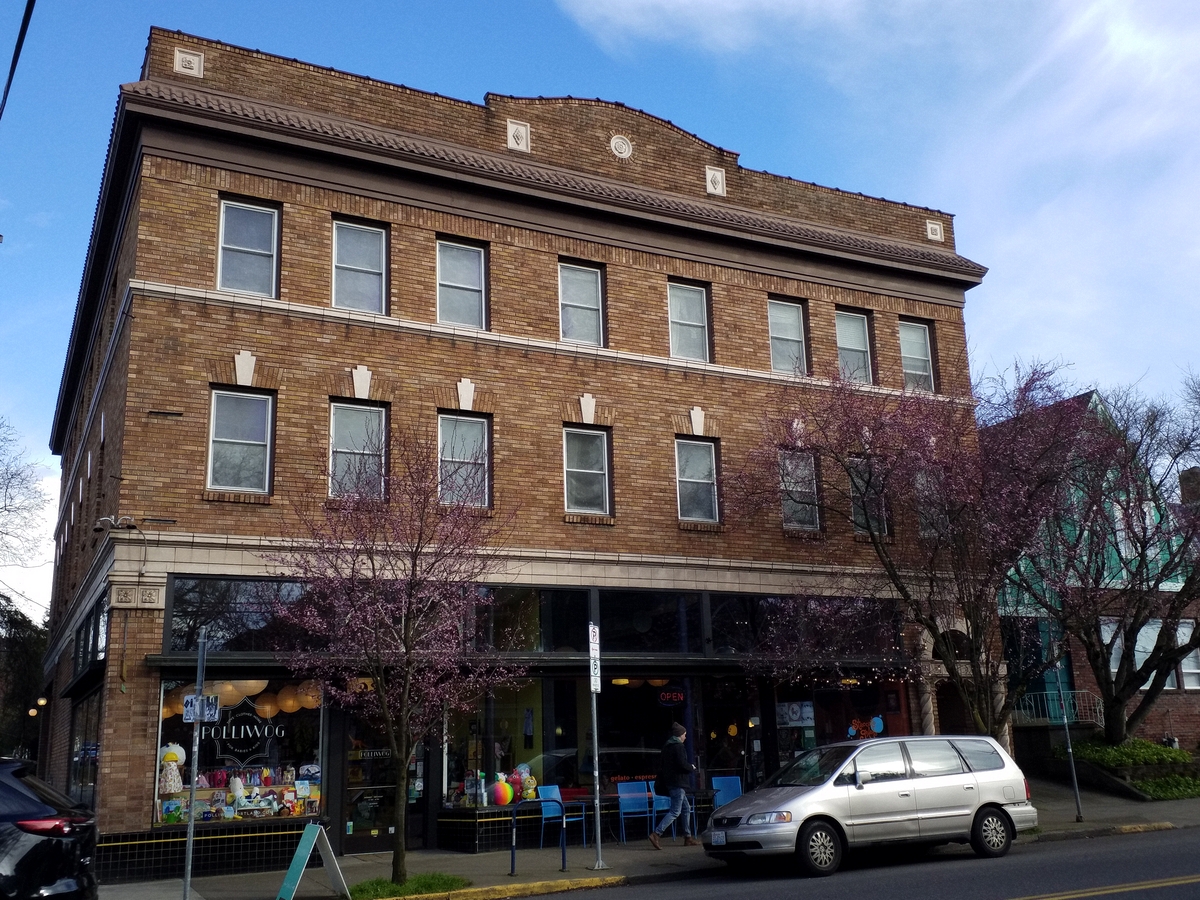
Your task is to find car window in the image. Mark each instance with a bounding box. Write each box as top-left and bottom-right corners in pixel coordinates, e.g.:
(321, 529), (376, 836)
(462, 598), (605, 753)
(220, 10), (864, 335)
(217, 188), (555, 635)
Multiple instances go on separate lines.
(0, 768), (77, 818)
(765, 745), (855, 787)
(905, 740), (964, 777)
(952, 739), (1005, 772)
(854, 743), (908, 782)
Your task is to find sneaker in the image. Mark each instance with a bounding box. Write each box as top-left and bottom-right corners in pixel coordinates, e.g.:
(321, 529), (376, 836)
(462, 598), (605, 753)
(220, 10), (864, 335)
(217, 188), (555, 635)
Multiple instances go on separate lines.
(684, 836), (701, 847)
(649, 832), (662, 850)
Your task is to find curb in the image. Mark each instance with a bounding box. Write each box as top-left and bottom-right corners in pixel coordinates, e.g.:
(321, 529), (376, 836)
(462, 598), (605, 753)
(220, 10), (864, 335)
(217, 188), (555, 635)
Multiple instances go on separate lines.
(1025, 821), (1177, 843)
(377, 876), (627, 900)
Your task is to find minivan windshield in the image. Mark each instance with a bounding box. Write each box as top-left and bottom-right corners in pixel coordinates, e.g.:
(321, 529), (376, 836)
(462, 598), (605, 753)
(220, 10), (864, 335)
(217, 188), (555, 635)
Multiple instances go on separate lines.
(762, 745), (856, 788)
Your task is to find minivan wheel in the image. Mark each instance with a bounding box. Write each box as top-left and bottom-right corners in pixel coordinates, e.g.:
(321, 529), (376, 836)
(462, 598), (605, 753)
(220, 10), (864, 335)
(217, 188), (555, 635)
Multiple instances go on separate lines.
(970, 808), (1012, 858)
(797, 820), (842, 876)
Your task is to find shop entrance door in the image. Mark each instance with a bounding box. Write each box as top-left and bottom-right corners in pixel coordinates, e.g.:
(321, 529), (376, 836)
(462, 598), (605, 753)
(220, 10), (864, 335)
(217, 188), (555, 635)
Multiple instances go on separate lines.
(343, 716), (426, 852)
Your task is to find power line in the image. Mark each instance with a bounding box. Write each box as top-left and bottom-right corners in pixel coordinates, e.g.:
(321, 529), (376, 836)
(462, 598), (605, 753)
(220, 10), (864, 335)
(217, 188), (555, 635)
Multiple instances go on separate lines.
(0, 0), (36, 124)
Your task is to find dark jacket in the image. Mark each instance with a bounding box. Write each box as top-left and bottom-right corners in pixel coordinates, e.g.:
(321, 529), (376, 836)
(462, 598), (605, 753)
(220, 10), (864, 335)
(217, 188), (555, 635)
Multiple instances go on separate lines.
(657, 738), (692, 790)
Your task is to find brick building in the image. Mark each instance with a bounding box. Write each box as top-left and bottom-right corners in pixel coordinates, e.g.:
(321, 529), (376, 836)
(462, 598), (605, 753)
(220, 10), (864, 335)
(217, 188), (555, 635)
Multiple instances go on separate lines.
(43, 29), (987, 878)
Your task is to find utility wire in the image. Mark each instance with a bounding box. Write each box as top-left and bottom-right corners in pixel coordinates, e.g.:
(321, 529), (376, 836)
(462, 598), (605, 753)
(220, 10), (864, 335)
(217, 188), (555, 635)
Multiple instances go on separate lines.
(0, 0), (36, 123)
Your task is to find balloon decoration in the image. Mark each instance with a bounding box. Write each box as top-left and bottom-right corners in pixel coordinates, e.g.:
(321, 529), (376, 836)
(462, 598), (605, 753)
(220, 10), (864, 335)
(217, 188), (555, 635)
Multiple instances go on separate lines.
(277, 685), (301, 714)
(298, 681), (322, 709)
(254, 692), (280, 718)
(232, 679), (269, 696)
(215, 681), (244, 708)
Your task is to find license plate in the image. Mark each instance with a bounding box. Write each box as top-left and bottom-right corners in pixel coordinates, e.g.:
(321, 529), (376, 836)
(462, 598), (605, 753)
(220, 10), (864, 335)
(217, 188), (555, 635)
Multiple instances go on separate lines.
(711, 830), (726, 846)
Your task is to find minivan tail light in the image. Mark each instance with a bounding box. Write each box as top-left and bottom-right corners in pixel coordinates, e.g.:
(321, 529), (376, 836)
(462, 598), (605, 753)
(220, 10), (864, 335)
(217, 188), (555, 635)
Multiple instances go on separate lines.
(16, 816), (92, 837)
(1024, 778), (1031, 801)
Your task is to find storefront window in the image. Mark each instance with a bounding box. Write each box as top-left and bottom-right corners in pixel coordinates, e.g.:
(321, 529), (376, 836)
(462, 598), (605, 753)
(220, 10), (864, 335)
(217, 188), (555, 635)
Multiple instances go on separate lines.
(540, 590), (589, 652)
(169, 578), (303, 652)
(156, 677), (322, 825)
(599, 591), (701, 653)
(68, 691), (101, 807)
(709, 594), (771, 654)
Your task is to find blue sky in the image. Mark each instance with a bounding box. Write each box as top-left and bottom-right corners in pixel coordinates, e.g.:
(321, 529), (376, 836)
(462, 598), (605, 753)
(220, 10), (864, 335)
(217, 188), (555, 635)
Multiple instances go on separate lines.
(1, 0), (1197, 616)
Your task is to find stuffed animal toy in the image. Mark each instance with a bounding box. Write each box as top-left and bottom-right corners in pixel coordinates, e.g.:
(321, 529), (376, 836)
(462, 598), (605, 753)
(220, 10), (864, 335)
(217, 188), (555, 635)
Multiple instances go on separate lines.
(229, 775), (247, 807)
(158, 750), (183, 796)
(521, 773), (537, 800)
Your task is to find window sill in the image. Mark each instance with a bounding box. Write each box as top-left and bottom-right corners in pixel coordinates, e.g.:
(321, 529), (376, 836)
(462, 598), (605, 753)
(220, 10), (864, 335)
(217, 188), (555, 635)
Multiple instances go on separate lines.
(564, 514), (615, 526)
(203, 490), (272, 505)
(679, 521), (727, 533)
(783, 526), (824, 540)
(854, 532), (893, 544)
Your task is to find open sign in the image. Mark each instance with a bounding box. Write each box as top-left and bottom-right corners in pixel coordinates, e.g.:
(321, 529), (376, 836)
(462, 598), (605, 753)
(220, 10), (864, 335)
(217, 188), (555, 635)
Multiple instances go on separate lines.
(657, 689), (686, 707)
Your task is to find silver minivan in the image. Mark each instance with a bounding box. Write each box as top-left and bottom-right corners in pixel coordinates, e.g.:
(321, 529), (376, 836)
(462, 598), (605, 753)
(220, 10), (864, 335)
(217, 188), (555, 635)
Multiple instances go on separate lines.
(701, 735), (1037, 876)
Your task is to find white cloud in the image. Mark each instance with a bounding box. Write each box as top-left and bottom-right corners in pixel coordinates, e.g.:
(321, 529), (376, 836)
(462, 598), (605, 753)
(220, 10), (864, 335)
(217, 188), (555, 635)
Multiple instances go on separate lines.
(557, 0), (1200, 397)
(0, 475), (57, 623)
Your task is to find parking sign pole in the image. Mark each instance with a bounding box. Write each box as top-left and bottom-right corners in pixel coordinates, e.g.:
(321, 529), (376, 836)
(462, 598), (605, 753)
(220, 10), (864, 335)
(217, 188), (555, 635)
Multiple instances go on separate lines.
(587, 622), (608, 870)
(183, 626), (207, 900)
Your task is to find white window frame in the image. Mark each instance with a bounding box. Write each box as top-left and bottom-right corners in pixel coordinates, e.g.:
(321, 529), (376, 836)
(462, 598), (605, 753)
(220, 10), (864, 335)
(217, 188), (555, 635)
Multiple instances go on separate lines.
(436, 241), (486, 329)
(332, 221), (387, 313)
(558, 263), (604, 346)
(779, 450), (818, 530)
(668, 283), (710, 363)
(675, 438), (719, 522)
(329, 403), (386, 498)
(563, 428), (610, 515)
(899, 320), (935, 392)
(437, 414), (490, 507)
(1181, 621), (1200, 689)
(768, 299), (807, 375)
(218, 200), (278, 298)
(207, 390), (272, 494)
(835, 311), (872, 384)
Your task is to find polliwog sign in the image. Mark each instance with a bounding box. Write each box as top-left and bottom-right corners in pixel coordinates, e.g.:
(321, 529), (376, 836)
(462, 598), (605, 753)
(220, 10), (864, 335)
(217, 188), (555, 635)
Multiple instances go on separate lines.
(201, 698), (286, 767)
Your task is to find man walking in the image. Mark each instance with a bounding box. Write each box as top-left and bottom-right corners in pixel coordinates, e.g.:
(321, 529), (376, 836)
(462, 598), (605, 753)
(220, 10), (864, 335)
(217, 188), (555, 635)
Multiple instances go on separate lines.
(650, 722), (700, 849)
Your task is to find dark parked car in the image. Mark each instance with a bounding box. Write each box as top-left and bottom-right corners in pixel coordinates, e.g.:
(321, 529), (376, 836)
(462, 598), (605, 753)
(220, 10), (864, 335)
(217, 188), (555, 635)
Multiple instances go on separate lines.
(0, 759), (96, 899)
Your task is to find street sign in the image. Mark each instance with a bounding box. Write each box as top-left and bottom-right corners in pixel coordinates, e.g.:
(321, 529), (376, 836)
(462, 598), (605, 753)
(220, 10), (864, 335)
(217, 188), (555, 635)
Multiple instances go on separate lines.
(588, 624), (601, 693)
(183, 694), (220, 723)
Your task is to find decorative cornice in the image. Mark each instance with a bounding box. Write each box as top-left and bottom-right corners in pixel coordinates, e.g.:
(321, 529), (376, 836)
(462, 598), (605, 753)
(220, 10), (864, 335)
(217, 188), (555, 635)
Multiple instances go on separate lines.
(121, 79), (987, 282)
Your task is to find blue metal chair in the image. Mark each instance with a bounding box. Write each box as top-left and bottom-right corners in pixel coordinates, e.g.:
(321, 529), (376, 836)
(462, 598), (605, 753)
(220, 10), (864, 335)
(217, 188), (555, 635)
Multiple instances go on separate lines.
(616, 781), (653, 843)
(647, 780), (678, 839)
(538, 785), (586, 848)
(711, 775), (743, 811)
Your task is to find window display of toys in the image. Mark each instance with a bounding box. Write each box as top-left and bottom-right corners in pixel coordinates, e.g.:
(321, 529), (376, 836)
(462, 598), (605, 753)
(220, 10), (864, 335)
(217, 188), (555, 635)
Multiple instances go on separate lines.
(158, 744), (185, 796)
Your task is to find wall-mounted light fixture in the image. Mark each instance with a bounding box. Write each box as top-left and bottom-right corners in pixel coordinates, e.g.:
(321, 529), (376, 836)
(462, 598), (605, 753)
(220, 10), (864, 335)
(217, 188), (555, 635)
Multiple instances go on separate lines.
(94, 515), (147, 575)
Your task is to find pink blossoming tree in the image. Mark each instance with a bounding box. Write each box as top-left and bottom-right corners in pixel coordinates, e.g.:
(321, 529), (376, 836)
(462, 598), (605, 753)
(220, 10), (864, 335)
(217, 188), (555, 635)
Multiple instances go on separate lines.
(269, 421), (519, 884)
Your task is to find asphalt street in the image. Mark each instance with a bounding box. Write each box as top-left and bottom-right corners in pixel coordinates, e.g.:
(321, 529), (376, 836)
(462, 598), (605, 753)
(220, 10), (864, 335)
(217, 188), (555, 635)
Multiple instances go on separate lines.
(603, 828), (1200, 900)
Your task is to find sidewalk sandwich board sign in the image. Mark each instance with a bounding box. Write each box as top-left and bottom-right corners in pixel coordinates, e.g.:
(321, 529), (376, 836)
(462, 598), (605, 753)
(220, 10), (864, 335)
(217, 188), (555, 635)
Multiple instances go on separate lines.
(275, 823), (349, 900)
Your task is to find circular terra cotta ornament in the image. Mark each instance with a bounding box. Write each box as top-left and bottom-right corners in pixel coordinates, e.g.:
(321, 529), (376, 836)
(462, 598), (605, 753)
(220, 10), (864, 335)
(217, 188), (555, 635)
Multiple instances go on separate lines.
(609, 134), (633, 159)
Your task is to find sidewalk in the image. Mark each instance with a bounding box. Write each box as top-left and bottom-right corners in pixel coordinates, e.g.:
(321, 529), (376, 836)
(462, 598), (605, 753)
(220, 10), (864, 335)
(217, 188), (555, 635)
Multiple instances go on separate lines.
(100, 779), (1200, 900)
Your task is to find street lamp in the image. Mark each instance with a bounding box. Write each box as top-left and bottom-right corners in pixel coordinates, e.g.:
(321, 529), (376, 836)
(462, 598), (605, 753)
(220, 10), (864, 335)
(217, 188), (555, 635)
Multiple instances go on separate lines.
(93, 515), (148, 575)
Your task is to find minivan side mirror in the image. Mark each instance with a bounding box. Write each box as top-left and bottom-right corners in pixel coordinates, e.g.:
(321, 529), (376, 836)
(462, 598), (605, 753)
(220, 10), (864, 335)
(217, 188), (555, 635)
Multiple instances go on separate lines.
(855, 770), (873, 788)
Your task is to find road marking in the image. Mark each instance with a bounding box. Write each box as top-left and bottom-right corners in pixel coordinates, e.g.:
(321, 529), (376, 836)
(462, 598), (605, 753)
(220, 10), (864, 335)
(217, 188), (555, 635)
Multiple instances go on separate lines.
(1009, 873), (1200, 900)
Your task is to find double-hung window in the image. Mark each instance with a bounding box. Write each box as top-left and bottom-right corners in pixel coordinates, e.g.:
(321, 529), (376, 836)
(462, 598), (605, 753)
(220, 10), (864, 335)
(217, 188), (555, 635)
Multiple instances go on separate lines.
(849, 457), (887, 535)
(675, 439), (718, 522)
(768, 300), (807, 375)
(208, 390), (272, 493)
(668, 284), (710, 362)
(563, 428), (610, 515)
(559, 264), (604, 346)
(835, 311), (872, 384)
(438, 414), (489, 507)
(330, 403), (385, 498)
(1181, 621), (1200, 689)
(219, 201), (277, 297)
(899, 321), (935, 391)
(333, 222), (386, 313)
(779, 450), (818, 530)
(437, 241), (486, 328)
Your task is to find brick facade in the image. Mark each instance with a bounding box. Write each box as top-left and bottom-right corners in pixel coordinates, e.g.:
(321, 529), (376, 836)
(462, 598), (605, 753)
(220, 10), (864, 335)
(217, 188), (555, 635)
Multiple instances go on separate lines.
(45, 28), (986, 874)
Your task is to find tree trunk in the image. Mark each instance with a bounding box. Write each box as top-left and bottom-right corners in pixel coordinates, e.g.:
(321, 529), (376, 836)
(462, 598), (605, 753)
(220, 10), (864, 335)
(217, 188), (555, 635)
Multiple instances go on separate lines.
(392, 764), (409, 884)
(1103, 701), (1128, 745)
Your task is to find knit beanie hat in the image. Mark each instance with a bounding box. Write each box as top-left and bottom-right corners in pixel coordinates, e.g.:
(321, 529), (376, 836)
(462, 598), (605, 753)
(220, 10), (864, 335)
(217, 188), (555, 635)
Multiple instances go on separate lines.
(671, 722), (687, 737)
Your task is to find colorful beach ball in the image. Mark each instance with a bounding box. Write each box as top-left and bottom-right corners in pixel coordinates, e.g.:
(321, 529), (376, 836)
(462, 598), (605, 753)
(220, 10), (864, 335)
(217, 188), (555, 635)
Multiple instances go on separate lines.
(492, 781), (514, 805)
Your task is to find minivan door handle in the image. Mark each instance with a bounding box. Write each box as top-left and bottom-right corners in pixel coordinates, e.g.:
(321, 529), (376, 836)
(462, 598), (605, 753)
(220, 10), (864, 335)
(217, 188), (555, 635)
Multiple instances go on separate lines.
(964, 784), (975, 790)
(898, 791), (911, 798)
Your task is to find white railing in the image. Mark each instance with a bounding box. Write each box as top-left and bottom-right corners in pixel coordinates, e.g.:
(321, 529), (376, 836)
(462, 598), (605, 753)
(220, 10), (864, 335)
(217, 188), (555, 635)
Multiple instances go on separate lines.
(1012, 690), (1104, 728)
